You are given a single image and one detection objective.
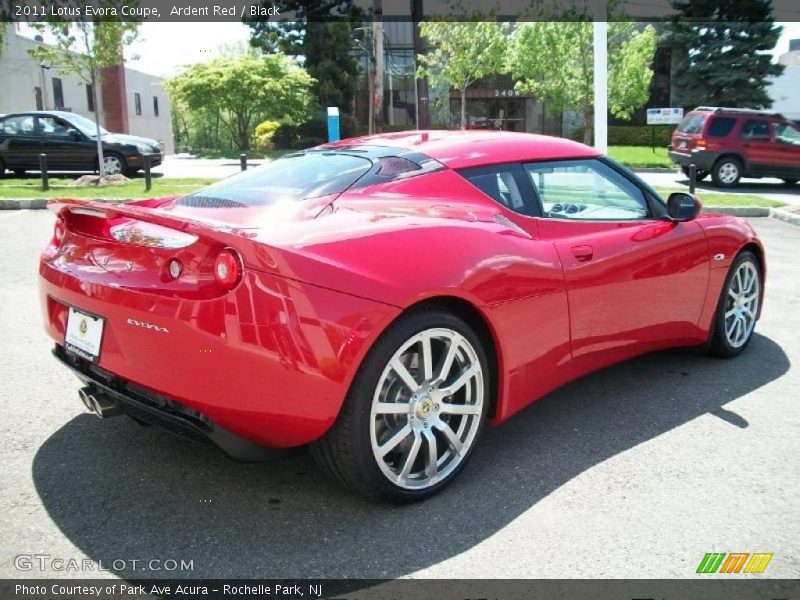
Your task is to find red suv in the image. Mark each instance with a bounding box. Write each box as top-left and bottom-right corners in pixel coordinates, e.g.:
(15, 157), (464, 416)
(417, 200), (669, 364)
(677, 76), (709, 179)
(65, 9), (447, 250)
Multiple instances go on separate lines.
(668, 107), (800, 188)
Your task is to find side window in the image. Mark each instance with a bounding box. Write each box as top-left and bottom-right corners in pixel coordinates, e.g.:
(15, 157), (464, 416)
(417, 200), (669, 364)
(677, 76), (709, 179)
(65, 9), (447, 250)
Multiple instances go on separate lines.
(37, 117), (71, 137)
(707, 117), (736, 138)
(740, 119), (771, 141)
(0, 115), (35, 136)
(774, 122), (800, 146)
(458, 164), (531, 215)
(525, 159), (650, 220)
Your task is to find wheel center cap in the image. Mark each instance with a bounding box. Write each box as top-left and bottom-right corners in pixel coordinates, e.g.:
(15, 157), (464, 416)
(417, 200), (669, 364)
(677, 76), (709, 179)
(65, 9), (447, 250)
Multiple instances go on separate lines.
(416, 398), (434, 419)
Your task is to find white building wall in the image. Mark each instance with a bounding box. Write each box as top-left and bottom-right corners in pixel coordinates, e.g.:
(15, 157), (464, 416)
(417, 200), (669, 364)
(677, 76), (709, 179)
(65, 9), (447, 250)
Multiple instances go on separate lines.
(0, 30), (102, 121)
(125, 68), (174, 153)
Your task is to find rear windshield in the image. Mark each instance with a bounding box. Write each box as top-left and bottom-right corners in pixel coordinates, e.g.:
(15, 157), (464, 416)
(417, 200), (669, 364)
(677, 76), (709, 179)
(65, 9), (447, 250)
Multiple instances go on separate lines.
(677, 114), (706, 134)
(179, 152), (372, 207)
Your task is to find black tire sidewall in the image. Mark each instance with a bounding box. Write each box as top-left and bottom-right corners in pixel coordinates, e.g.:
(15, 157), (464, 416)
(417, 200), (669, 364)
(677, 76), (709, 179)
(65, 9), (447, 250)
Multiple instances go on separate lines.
(709, 251), (761, 357)
(341, 308), (490, 502)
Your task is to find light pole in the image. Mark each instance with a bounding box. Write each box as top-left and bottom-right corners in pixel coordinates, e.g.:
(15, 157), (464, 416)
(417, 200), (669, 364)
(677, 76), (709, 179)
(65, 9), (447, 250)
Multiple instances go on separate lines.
(40, 62), (51, 110)
(593, 0), (608, 153)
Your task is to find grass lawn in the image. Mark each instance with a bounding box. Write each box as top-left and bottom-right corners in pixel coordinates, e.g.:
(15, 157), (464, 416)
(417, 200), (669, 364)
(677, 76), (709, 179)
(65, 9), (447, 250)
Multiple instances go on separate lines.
(0, 177), (214, 201)
(653, 187), (784, 208)
(192, 149), (289, 160)
(609, 145), (674, 169)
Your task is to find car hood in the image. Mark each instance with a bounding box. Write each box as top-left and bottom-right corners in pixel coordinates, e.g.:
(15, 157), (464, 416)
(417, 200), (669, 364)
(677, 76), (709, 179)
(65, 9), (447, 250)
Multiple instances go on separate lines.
(101, 133), (160, 148)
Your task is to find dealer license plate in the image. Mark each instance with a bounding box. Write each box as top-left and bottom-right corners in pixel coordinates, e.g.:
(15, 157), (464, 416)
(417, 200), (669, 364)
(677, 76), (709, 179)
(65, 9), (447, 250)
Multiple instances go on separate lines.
(65, 307), (105, 362)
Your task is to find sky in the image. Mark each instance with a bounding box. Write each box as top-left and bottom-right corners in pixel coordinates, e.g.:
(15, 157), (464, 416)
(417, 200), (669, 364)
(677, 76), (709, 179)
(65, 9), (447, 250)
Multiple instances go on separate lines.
(17, 21), (800, 79)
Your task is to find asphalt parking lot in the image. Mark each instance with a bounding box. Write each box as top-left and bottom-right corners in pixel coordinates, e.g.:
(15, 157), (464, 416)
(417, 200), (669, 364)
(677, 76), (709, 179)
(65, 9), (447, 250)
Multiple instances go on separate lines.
(0, 211), (797, 579)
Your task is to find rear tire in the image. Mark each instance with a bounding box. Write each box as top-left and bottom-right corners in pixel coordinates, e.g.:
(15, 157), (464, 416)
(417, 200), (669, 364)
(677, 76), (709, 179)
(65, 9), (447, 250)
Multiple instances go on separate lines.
(681, 166), (708, 181)
(13, 169), (25, 177)
(711, 157), (743, 188)
(783, 178), (798, 185)
(707, 251), (761, 358)
(0, 158), (5, 178)
(311, 308), (490, 502)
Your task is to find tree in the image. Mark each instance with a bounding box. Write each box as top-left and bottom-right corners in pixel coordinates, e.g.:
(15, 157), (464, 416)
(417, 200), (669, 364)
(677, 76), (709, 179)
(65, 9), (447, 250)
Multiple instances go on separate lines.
(507, 22), (656, 145)
(28, 1), (139, 175)
(417, 21), (510, 130)
(165, 53), (315, 150)
(248, 1), (360, 115)
(664, 0), (784, 109)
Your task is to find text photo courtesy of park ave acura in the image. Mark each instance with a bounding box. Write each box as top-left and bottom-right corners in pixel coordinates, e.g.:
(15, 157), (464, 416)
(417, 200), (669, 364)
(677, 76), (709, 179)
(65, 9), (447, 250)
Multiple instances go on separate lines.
(1, 0), (799, 599)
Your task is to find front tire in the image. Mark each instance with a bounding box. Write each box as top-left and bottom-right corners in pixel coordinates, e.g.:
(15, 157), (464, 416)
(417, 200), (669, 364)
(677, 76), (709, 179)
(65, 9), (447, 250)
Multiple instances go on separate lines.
(101, 153), (126, 176)
(311, 308), (490, 502)
(711, 157), (743, 188)
(681, 166), (709, 181)
(707, 251), (761, 358)
(783, 178), (798, 185)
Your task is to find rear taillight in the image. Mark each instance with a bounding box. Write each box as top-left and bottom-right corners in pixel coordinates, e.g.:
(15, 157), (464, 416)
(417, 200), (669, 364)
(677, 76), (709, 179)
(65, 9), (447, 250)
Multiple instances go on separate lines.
(696, 138), (707, 149)
(214, 249), (242, 288)
(53, 216), (66, 245)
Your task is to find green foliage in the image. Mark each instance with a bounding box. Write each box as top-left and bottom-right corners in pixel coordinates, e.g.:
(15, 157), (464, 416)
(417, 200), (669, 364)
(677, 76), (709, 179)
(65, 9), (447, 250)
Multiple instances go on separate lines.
(571, 126), (675, 146)
(254, 120), (281, 150)
(248, 1), (361, 115)
(272, 114), (358, 149)
(418, 21), (510, 129)
(508, 21), (656, 144)
(664, 0), (784, 108)
(165, 52), (315, 151)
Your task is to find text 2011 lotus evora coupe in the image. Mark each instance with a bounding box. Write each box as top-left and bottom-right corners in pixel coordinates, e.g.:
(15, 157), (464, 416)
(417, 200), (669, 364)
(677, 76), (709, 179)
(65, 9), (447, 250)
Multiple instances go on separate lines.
(40, 131), (765, 502)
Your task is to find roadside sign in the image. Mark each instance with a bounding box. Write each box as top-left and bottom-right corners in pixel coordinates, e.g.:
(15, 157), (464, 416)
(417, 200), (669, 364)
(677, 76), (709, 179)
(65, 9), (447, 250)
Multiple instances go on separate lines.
(647, 107), (684, 125)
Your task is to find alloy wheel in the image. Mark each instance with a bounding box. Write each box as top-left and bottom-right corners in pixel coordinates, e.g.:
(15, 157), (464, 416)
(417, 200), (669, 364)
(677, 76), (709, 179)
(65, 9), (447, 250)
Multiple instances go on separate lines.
(369, 327), (484, 490)
(724, 260), (760, 348)
(103, 155), (123, 176)
(718, 161), (739, 185)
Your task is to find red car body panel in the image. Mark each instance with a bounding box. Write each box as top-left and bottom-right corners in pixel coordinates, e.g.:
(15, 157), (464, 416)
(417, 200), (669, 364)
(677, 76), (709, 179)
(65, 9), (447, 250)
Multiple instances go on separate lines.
(39, 131), (765, 452)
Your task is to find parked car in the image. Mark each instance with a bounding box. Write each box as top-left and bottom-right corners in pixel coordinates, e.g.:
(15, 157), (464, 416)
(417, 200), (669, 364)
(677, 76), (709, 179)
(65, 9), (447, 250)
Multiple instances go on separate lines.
(41, 131), (764, 502)
(0, 110), (163, 177)
(668, 106), (800, 187)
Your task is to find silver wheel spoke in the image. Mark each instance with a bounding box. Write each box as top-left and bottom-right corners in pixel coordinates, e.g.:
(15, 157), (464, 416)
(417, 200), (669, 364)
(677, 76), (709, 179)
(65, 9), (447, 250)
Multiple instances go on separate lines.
(398, 434), (422, 481)
(725, 308), (737, 319)
(437, 337), (459, 382)
(440, 402), (481, 415)
(374, 402), (411, 415)
(423, 429), (438, 479)
(435, 420), (464, 456)
(377, 423), (412, 458)
(421, 332), (434, 381)
(439, 363), (478, 397)
(390, 359), (419, 393)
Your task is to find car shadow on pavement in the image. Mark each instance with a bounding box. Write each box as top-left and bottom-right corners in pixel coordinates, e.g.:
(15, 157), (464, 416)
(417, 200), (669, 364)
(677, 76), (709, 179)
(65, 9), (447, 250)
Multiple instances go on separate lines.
(32, 333), (789, 579)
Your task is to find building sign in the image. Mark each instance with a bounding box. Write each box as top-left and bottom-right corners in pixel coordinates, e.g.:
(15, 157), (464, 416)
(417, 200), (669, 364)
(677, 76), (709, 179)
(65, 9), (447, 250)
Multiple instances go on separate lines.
(647, 107), (684, 125)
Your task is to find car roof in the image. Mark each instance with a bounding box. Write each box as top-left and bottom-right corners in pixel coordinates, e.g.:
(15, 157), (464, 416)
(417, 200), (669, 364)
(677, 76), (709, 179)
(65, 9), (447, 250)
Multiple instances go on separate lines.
(1, 110), (80, 119)
(323, 130), (600, 169)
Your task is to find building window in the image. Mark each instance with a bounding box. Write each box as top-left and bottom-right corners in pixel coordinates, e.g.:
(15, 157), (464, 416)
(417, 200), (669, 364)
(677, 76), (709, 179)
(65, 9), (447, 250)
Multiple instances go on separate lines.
(134, 92), (142, 116)
(52, 78), (64, 109)
(34, 87), (43, 111)
(86, 84), (95, 112)
(153, 96), (159, 117)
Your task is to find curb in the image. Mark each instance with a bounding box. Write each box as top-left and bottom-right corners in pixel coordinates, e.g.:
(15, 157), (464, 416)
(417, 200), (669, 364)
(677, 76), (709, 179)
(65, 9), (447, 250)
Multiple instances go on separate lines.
(768, 207), (800, 226)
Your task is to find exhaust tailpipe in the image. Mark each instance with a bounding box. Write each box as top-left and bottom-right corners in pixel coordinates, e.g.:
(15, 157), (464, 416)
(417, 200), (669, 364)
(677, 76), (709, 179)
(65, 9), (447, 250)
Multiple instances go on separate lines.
(78, 387), (122, 419)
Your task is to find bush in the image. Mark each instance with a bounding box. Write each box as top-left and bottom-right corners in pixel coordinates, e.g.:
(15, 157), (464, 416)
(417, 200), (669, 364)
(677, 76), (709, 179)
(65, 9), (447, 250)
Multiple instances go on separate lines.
(254, 120), (281, 150)
(273, 114), (360, 150)
(571, 125), (676, 146)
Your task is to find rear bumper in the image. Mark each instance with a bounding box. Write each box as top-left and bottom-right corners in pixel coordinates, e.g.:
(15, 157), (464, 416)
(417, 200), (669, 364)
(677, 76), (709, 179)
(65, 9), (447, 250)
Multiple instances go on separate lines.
(668, 147), (716, 171)
(40, 260), (400, 449)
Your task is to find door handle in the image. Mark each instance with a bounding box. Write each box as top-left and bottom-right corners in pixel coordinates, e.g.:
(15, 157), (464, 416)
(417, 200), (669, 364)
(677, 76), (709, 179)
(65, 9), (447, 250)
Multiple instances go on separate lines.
(571, 245), (594, 262)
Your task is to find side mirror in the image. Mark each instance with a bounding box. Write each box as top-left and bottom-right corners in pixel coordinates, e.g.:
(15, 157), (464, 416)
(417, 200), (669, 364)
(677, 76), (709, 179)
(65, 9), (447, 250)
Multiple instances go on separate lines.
(667, 192), (702, 222)
(66, 128), (81, 140)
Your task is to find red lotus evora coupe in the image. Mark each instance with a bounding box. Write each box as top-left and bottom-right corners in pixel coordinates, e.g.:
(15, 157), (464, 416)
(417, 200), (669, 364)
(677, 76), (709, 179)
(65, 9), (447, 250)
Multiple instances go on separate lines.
(39, 130), (765, 501)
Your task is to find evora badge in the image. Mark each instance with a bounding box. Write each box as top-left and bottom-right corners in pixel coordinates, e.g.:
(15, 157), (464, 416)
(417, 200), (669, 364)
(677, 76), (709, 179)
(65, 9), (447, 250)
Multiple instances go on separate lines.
(127, 318), (169, 334)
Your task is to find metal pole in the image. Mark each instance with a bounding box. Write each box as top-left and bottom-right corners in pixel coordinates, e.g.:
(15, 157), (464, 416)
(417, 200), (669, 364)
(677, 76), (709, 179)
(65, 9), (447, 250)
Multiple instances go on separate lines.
(592, 0), (608, 154)
(689, 164), (696, 194)
(38, 154), (49, 191)
(240, 153), (247, 171)
(143, 154), (152, 192)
